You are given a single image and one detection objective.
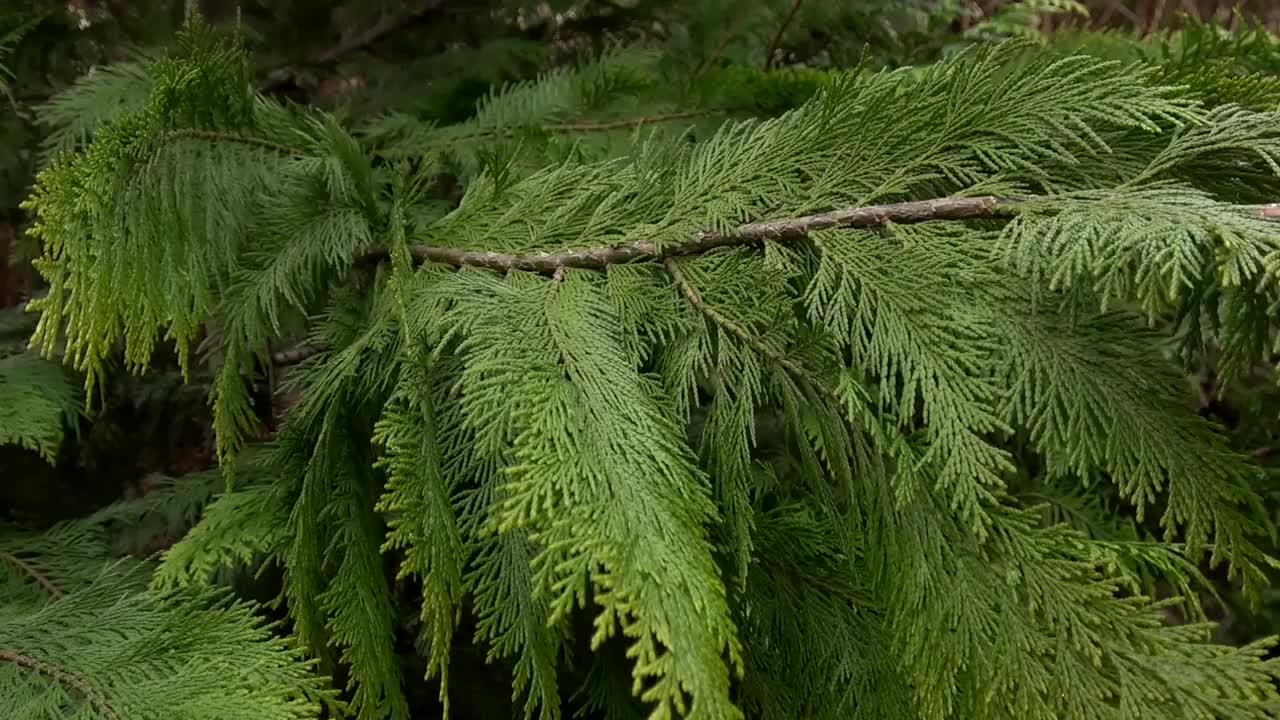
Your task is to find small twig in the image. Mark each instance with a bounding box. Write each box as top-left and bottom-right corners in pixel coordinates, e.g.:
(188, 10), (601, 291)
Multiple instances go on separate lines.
(0, 649), (120, 720)
(695, 13), (748, 80)
(0, 551), (63, 598)
(165, 129), (305, 157)
(270, 344), (324, 366)
(544, 110), (725, 132)
(399, 109), (728, 151)
(765, 0), (807, 70)
(256, 0), (441, 92)
(264, 340), (277, 432)
(663, 256), (836, 405)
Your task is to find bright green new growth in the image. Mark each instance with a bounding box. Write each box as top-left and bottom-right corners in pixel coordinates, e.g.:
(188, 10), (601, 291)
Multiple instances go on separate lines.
(17, 14), (1280, 720)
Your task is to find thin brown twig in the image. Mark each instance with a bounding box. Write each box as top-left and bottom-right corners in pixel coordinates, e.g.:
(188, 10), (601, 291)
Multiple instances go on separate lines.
(257, 0), (442, 92)
(0, 649), (120, 720)
(166, 129), (305, 157)
(694, 13), (748, 80)
(270, 344), (324, 365)
(0, 551), (63, 598)
(765, 0), (807, 70)
(543, 110), (726, 132)
(418, 110), (727, 149)
(663, 256), (831, 402)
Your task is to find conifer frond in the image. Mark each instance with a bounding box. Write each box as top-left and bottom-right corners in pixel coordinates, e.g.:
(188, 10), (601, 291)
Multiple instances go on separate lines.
(86, 468), (223, 555)
(0, 352), (81, 464)
(863, 475), (1280, 719)
(669, 250), (804, 588)
(151, 481), (290, 590)
(428, 269), (743, 719)
(0, 521), (136, 607)
(469, 528), (564, 720)
(0, 565), (335, 720)
(318, 428), (410, 720)
(268, 395), (409, 720)
(34, 53), (156, 162)
(988, 286), (1272, 596)
(736, 503), (915, 720)
(997, 186), (1280, 362)
(0, 11), (41, 106)
(372, 364), (465, 712)
(429, 325), (566, 720)
(806, 226), (1012, 535)
(211, 114), (382, 471)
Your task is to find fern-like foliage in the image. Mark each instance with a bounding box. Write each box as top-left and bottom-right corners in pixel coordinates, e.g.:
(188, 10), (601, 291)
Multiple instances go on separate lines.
(0, 305), (80, 464)
(19, 11), (1280, 720)
(0, 483), (338, 720)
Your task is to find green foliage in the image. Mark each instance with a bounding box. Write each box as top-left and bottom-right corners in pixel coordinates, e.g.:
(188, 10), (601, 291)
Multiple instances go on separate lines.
(15, 5), (1280, 720)
(0, 305), (80, 464)
(0, 11), (41, 105)
(0, 486), (338, 720)
(0, 352), (80, 463)
(33, 52), (156, 163)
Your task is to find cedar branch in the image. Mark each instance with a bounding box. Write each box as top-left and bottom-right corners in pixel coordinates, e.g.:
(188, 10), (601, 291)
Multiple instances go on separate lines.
(359, 196), (1280, 274)
(359, 195), (1016, 272)
(0, 649), (120, 720)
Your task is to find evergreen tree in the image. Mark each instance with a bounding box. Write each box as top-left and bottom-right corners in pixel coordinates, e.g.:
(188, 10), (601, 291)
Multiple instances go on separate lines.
(8, 2), (1280, 718)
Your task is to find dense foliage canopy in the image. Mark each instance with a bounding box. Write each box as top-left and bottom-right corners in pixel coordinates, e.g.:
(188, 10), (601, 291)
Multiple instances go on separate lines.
(6, 2), (1280, 719)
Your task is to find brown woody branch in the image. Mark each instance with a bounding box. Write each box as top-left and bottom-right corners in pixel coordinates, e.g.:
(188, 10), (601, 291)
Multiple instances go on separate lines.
(765, 0), (807, 70)
(0, 551), (63, 598)
(358, 196), (1280, 276)
(257, 0), (443, 92)
(359, 195), (1015, 273)
(269, 344), (324, 365)
(0, 649), (120, 720)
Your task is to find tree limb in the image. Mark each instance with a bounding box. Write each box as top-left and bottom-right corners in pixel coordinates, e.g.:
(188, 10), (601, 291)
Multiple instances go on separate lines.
(0, 649), (120, 720)
(357, 195), (1280, 275)
(269, 344), (324, 366)
(358, 195), (1015, 272)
